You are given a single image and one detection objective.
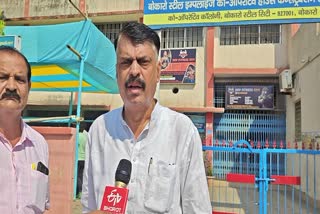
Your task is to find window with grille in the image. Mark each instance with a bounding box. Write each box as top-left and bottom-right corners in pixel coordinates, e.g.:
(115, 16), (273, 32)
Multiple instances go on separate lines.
(295, 101), (301, 141)
(95, 22), (135, 43)
(220, 26), (239, 45)
(161, 27), (203, 48)
(240, 25), (259, 44)
(220, 24), (280, 45)
(260, 24), (280, 43)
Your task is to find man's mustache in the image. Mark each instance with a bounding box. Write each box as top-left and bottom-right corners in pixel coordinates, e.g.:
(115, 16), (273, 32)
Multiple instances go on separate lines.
(125, 75), (146, 90)
(1, 90), (21, 101)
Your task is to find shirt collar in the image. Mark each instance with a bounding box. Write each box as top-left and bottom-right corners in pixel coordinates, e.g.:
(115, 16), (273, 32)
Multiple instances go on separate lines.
(0, 119), (33, 148)
(19, 120), (32, 145)
(119, 100), (162, 137)
(119, 99), (161, 125)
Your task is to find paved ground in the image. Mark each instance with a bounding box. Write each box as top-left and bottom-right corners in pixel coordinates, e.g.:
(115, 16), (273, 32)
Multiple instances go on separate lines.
(72, 199), (82, 214)
(209, 179), (320, 214)
(73, 183), (320, 214)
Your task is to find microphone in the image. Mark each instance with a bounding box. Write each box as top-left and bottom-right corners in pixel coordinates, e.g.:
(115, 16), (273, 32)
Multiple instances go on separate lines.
(115, 159), (132, 188)
(100, 159), (132, 213)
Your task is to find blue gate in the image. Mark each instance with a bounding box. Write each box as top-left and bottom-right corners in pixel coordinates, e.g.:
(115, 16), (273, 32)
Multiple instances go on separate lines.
(204, 141), (320, 214)
(209, 82), (319, 213)
(213, 111), (286, 178)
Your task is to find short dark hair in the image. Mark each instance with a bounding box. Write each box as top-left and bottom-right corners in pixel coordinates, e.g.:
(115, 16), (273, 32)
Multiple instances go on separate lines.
(0, 46), (31, 81)
(114, 22), (160, 55)
(188, 64), (195, 71)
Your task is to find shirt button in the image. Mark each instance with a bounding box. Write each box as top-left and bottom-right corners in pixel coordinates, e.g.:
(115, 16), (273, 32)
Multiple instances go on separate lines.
(133, 158), (136, 162)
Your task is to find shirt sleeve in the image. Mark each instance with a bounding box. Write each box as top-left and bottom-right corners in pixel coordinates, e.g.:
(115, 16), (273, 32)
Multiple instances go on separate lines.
(81, 132), (97, 213)
(181, 125), (212, 214)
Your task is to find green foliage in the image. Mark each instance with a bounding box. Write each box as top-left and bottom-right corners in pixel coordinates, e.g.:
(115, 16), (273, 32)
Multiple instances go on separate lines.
(0, 20), (5, 36)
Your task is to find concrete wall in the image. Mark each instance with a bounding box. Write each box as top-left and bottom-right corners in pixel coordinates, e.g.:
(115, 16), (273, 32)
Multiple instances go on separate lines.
(32, 126), (76, 214)
(159, 47), (206, 108)
(275, 25), (289, 68)
(85, 0), (140, 13)
(1, 0), (25, 19)
(286, 23), (320, 201)
(28, 91), (123, 110)
(1, 0), (140, 19)
(286, 23), (320, 141)
(2, 0), (141, 25)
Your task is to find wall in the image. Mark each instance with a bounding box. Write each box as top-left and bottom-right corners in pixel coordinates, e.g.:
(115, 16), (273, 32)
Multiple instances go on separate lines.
(2, 0), (142, 25)
(28, 92), (123, 110)
(1, 0), (140, 18)
(275, 24), (289, 69)
(159, 47), (206, 108)
(286, 23), (320, 201)
(0, 0), (25, 19)
(286, 23), (320, 141)
(32, 126), (76, 214)
(84, 0), (140, 13)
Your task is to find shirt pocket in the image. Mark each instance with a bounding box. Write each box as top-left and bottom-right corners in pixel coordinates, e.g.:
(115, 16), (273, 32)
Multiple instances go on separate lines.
(29, 169), (48, 212)
(144, 159), (177, 213)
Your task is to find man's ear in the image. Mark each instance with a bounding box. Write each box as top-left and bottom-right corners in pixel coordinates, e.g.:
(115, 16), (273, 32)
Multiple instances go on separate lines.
(156, 60), (161, 82)
(116, 62), (119, 79)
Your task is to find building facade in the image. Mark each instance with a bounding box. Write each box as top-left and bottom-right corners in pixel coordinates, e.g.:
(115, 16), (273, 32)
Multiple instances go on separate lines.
(2, 0), (319, 201)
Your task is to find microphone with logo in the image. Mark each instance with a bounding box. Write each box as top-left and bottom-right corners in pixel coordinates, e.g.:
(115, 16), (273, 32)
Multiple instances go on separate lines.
(100, 159), (132, 213)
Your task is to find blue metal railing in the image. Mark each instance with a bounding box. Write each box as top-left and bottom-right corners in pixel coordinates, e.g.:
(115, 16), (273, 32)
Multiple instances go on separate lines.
(203, 140), (320, 214)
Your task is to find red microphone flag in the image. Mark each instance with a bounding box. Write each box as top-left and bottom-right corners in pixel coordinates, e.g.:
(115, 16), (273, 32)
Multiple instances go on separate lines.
(100, 186), (129, 213)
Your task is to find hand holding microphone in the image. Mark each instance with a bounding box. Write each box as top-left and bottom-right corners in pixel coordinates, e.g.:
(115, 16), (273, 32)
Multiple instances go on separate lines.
(100, 159), (132, 214)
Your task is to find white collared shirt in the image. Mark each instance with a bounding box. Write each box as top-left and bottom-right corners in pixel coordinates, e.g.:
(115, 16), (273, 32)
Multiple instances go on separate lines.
(81, 103), (211, 213)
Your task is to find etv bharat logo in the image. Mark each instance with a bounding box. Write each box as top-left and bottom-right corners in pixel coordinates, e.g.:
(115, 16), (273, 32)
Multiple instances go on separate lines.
(107, 189), (122, 206)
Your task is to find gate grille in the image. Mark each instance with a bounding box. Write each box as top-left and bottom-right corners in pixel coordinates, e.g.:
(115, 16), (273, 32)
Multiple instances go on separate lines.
(213, 81), (286, 178)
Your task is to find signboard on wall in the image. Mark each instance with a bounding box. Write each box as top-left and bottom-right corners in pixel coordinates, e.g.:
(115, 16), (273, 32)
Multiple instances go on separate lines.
(160, 48), (196, 84)
(225, 85), (274, 110)
(185, 113), (206, 145)
(0, 35), (21, 50)
(144, 0), (320, 29)
(186, 113), (205, 133)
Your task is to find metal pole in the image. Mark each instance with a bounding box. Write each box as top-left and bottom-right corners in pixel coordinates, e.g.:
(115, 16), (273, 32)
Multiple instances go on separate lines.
(68, 92), (74, 127)
(67, 44), (84, 200)
(259, 149), (268, 214)
(68, 0), (87, 20)
(73, 57), (84, 200)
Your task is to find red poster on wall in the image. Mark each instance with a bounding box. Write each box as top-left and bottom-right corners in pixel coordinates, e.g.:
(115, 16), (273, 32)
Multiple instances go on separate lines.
(160, 48), (196, 84)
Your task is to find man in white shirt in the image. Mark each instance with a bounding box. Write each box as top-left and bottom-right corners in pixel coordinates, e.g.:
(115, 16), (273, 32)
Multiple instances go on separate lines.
(81, 22), (211, 214)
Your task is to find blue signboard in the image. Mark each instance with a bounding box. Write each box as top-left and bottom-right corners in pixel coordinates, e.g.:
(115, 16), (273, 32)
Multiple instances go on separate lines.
(225, 85), (274, 110)
(186, 113), (206, 133)
(144, 0), (320, 28)
(185, 113), (206, 145)
(0, 35), (21, 50)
